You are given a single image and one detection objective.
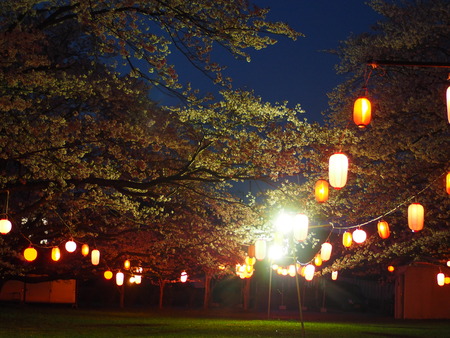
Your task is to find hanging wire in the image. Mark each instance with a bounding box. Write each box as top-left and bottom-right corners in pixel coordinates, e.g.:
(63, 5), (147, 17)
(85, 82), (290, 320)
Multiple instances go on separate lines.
(332, 170), (446, 231)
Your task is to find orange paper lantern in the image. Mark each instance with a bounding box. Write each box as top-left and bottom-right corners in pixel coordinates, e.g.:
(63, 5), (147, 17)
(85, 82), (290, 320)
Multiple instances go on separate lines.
(388, 265), (395, 272)
(329, 153), (348, 189)
(408, 203), (424, 232)
(124, 259), (131, 270)
(51, 247), (61, 262)
(24, 247), (38, 262)
(248, 244), (255, 258)
(353, 97), (372, 128)
(342, 231), (352, 248)
(314, 255), (323, 267)
(314, 179), (329, 203)
(377, 220), (390, 239)
(104, 270), (113, 280)
(81, 244), (90, 257)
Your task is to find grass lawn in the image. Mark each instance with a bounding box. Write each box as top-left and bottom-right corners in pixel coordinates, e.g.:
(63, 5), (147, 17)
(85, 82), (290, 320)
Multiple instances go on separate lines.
(0, 304), (448, 337)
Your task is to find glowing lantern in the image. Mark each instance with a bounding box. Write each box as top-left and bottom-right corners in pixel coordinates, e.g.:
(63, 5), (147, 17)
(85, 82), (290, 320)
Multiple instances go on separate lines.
(129, 276), (136, 284)
(447, 261), (450, 267)
(116, 272), (124, 286)
(437, 273), (445, 286)
(408, 203), (424, 232)
(314, 255), (322, 267)
(377, 220), (390, 239)
(446, 172), (450, 194)
(255, 239), (266, 261)
(248, 244), (255, 258)
(24, 247), (37, 262)
(342, 231), (352, 248)
(180, 271), (188, 283)
(0, 219), (12, 234)
(331, 271), (338, 280)
(388, 265), (395, 272)
(65, 240), (77, 253)
(445, 277), (450, 285)
(353, 229), (367, 244)
(124, 259), (131, 270)
(320, 242), (332, 261)
(447, 85), (450, 123)
(245, 256), (256, 266)
(304, 264), (315, 281)
(91, 249), (100, 265)
(315, 179), (329, 203)
(134, 275), (142, 284)
(288, 265), (296, 277)
(329, 153), (348, 189)
(81, 244), (90, 257)
(353, 96), (372, 128)
(51, 247), (61, 262)
(104, 270), (113, 280)
(293, 213), (309, 242)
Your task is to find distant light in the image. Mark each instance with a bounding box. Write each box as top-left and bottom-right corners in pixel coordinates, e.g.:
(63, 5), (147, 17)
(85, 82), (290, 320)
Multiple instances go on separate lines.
(65, 240), (77, 253)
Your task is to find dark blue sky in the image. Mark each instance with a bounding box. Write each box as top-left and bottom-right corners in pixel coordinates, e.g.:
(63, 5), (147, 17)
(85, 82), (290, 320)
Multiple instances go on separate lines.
(158, 1), (382, 123)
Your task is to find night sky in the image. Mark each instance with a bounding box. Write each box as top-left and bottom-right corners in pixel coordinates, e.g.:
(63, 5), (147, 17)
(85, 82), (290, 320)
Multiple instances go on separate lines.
(159, 1), (382, 123)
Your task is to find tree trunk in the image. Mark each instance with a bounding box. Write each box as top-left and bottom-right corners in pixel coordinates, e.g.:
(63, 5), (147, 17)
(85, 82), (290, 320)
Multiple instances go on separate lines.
(158, 279), (166, 309)
(119, 285), (125, 309)
(243, 278), (251, 310)
(203, 273), (212, 310)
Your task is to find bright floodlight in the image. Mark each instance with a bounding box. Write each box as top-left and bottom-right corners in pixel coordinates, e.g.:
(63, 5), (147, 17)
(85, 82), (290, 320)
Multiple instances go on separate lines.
(268, 243), (285, 261)
(275, 211), (293, 233)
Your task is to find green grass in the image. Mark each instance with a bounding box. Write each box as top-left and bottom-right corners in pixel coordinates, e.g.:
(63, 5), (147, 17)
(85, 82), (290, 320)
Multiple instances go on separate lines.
(0, 305), (448, 337)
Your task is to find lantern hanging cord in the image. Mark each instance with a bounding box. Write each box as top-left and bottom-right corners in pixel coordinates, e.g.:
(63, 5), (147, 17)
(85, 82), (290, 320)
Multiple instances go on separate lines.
(333, 170), (445, 231)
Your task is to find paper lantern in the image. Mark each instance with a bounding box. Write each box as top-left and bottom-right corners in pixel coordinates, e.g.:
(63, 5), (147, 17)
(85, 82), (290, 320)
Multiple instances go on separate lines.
(408, 203), (424, 232)
(91, 249), (100, 265)
(447, 260), (450, 267)
(445, 277), (450, 285)
(124, 259), (131, 270)
(353, 97), (372, 128)
(314, 255), (322, 267)
(446, 172), (450, 194)
(329, 153), (348, 189)
(320, 242), (332, 261)
(81, 244), (90, 257)
(245, 256), (256, 266)
(51, 247), (61, 262)
(104, 270), (113, 280)
(288, 265), (296, 277)
(388, 265), (395, 272)
(377, 220), (390, 239)
(342, 231), (352, 248)
(248, 244), (255, 258)
(304, 264), (315, 281)
(65, 240), (77, 253)
(437, 273), (445, 286)
(331, 271), (338, 280)
(116, 272), (124, 286)
(134, 275), (142, 284)
(315, 179), (329, 203)
(24, 247), (37, 262)
(353, 229), (367, 244)
(0, 219), (12, 235)
(293, 213), (309, 242)
(255, 239), (266, 261)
